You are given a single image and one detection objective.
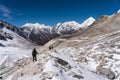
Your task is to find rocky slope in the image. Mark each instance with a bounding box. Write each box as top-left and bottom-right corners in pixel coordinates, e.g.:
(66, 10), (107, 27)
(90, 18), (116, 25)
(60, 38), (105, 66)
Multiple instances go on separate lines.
(2, 40), (109, 80)
(44, 11), (120, 80)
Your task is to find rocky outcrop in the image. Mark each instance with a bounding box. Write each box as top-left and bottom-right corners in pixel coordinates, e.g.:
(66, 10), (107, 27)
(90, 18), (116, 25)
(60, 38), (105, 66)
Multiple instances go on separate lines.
(0, 29), (13, 41)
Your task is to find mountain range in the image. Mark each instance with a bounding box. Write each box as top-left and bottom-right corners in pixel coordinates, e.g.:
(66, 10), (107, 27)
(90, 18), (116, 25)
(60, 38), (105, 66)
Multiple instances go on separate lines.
(0, 17), (95, 45)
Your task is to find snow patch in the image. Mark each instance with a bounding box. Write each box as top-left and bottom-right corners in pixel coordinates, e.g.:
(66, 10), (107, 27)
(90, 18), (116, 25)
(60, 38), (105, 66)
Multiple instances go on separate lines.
(117, 9), (120, 13)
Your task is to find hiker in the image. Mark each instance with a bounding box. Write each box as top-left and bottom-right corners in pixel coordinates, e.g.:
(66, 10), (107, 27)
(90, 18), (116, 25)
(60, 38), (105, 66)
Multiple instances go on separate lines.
(51, 46), (53, 49)
(49, 45), (53, 50)
(49, 46), (50, 50)
(0, 76), (2, 80)
(32, 48), (38, 62)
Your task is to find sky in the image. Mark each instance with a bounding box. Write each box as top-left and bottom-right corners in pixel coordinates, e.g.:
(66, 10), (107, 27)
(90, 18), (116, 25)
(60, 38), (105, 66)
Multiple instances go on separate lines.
(0, 0), (120, 27)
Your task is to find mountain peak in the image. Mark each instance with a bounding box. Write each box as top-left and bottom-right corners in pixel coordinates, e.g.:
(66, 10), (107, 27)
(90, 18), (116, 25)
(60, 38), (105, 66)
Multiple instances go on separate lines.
(22, 23), (52, 29)
(62, 21), (80, 25)
(80, 17), (95, 28)
(55, 21), (81, 30)
(58, 21), (81, 28)
(88, 17), (95, 20)
(54, 21), (81, 34)
(117, 9), (120, 13)
(56, 22), (61, 27)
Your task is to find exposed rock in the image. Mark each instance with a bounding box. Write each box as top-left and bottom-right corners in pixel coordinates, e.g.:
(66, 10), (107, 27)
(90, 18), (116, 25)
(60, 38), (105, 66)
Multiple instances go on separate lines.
(0, 76), (2, 79)
(0, 33), (6, 40)
(76, 57), (88, 63)
(0, 43), (5, 47)
(57, 58), (68, 66)
(73, 74), (84, 79)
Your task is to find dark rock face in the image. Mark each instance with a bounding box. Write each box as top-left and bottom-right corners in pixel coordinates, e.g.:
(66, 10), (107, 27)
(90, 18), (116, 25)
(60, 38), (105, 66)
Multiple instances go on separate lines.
(0, 32), (6, 41)
(0, 29), (13, 41)
(0, 76), (2, 79)
(0, 20), (19, 32)
(73, 74), (84, 79)
(0, 20), (26, 40)
(0, 43), (5, 47)
(28, 31), (58, 45)
(22, 27), (60, 45)
(57, 58), (68, 66)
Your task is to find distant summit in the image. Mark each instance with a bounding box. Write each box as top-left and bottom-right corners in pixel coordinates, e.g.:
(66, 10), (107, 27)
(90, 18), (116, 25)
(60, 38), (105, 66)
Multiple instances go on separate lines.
(54, 21), (81, 34)
(117, 9), (120, 13)
(80, 17), (95, 28)
(22, 23), (51, 29)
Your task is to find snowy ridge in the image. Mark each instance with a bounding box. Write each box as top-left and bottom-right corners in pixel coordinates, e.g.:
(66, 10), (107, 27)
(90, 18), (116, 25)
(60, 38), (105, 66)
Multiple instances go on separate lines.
(117, 9), (120, 13)
(56, 21), (81, 29)
(80, 17), (95, 28)
(22, 23), (52, 29)
(54, 21), (81, 34)
(54, 17), (95, 34)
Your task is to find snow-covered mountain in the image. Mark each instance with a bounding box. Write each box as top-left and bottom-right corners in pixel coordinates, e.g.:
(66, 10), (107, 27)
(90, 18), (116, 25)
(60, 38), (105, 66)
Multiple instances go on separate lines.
(80, 17), (95, 28)
(0, 17), (95, 46)
(54, 21), (81, 34)
(21, 18), (95, 45)
(117, 9), (120, 13)
(54, 17), (95, 34)
(22, 23), (52, 30)
(22, 23), (58, 45)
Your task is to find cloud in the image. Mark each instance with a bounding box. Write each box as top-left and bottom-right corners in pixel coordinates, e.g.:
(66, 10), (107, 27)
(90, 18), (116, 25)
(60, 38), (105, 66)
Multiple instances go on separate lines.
(0, 4), (12, 19)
